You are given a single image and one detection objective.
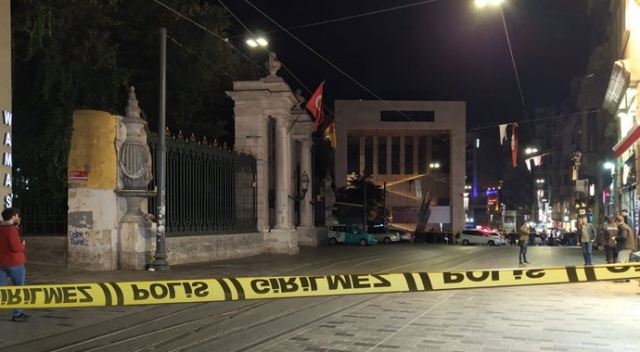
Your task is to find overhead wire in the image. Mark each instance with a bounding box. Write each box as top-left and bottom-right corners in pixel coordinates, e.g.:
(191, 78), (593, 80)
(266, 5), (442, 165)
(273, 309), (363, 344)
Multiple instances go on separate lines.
(152, 0), (269, 76)
(499, 6), (531, 136)
(240, 0), (426, 124)
(157, 0), (572, 148)
(166, 35), (237, 80)
(225, 0), (441, 39)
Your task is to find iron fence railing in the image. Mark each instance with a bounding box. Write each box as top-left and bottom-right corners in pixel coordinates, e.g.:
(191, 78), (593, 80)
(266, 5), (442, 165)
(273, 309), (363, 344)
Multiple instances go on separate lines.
(148, 132), (257, 236)
(14, 132), (257, 237)
(13, 196), (67, 236)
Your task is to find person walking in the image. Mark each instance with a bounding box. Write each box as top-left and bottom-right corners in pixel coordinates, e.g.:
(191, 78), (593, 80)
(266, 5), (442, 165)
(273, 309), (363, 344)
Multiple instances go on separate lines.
(518, 223), (530, 265)
(0, 207), (28, 322)
(597, 216), (618, 264)
(576, 214), (597, 265)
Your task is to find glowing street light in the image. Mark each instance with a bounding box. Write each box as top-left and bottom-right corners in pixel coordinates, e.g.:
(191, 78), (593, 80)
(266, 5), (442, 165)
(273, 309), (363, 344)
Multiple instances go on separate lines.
(603, 162), (615, 173)
(246, 37), (268, 48)
(525, 147), (539, 155)
(475, 0), (504, 8)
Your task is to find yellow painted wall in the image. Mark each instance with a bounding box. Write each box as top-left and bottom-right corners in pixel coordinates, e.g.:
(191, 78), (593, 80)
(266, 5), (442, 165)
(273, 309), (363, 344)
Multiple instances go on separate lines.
(68, 110), (117, 189)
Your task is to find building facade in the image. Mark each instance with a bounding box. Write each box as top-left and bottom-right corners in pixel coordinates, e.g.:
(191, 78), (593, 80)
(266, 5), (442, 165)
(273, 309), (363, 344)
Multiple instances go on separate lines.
(334, 100), (466, 233)
(604, 0), (640, 232)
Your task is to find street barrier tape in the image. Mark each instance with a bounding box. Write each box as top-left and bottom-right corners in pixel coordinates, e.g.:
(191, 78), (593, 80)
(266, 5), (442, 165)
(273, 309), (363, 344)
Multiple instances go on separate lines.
(1, 263), (640, 309)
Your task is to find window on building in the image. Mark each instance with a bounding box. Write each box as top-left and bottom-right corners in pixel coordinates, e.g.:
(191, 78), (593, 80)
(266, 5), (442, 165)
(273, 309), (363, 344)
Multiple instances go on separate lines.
(378, 136), (387, 175)
(364, 136), (373, 176)
(391, 137), (401, 174)
(405, 136), (414, 174)
(418, 136), (427, 174)
(380, 110), (435, 122)
(347, 135), (360, 174)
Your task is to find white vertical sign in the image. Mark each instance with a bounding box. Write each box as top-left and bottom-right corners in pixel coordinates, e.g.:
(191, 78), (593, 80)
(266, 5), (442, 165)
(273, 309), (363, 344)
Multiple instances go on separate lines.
(1, 111), (12, 208)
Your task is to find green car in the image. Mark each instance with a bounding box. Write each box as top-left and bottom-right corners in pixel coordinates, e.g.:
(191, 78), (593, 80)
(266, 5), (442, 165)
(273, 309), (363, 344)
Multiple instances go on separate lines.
(327, 224), (378, 246)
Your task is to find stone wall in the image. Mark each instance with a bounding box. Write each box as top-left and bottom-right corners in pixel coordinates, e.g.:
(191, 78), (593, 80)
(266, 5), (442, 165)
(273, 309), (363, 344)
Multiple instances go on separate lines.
(164, 233), (263, 265)
(24, 236), (67, 266)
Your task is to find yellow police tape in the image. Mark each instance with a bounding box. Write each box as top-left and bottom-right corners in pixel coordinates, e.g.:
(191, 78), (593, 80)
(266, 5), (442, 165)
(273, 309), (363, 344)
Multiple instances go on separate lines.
(1, 263), (639, 309)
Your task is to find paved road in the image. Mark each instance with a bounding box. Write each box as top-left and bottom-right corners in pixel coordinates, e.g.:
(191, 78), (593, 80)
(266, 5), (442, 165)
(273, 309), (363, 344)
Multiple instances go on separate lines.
(1, 244), (639, 351)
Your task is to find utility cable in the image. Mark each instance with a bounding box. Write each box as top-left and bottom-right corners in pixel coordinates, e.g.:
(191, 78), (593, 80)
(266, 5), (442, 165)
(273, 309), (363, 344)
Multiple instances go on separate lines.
(500, 7), (531, 135)
(241, 0), (423, 124)
(152, 0), (269, 76)
(226, 0), (442, 38)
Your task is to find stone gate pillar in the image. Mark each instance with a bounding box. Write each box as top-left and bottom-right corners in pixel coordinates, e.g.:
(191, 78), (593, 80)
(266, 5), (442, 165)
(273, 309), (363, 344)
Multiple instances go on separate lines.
(290, 107), (322, 246)
(67, 88), (155, 270)
(67, 109), (121, 270)
(227, 56), (309, 254)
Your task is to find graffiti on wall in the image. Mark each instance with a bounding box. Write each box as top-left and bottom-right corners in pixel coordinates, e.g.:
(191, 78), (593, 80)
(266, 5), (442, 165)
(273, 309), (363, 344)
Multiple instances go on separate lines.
(69, 231), (89, 246)
(68, 211), (93, 247)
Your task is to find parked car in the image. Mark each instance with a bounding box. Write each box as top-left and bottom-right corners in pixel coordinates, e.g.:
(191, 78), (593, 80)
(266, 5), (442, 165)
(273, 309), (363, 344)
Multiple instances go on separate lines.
(459, 229), (504, 246)
(367, 225), (401, 244)
(399, 232), (413, 242)
(327, 225), (378, 246)
(386, 224), (413, 242)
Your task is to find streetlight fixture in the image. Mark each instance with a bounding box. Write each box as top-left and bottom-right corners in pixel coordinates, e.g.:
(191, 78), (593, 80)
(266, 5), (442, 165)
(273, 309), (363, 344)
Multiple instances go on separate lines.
(246, 37), (268, 48)
(475, 0), (504, 8)
(604, 162), (615, 172)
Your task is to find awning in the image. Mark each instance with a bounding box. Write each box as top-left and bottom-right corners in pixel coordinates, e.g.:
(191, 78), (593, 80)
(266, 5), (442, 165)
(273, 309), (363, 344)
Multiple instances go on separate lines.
(603, 60), (631, 114)
(613, 123), (640, 158)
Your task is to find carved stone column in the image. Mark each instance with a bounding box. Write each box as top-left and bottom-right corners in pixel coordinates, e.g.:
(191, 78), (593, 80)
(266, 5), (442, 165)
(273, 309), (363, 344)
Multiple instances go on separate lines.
(299, 138), (313, 227)
(274, 116), (292, 229)
(116, 87), (156, 223)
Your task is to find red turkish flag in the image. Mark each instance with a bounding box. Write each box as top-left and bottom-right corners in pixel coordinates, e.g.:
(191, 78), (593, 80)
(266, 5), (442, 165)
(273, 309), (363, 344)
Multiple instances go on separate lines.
(511, 123), (518, 168)
(306, 81), (324, 130)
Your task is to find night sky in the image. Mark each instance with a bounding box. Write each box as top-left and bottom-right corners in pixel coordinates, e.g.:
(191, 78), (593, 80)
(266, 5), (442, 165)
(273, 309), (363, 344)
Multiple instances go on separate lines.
(221, 0), (592, 130)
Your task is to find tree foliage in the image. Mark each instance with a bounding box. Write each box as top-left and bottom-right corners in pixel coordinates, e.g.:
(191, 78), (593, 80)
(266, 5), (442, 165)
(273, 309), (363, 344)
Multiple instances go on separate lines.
(11, 0), (260, 199)
(333, 174), (385, 225)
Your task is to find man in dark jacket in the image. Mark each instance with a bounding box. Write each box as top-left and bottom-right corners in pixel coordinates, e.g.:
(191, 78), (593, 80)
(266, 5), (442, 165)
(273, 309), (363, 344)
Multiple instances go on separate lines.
(0, 207), (28, 321)
(597, 216), (618, 264)
(614, 215), (636, 264)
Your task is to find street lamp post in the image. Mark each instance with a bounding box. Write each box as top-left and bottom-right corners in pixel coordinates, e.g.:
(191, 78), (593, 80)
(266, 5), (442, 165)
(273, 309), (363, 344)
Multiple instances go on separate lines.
(152, 27), (169, 271)
(600, 162), (619, 215)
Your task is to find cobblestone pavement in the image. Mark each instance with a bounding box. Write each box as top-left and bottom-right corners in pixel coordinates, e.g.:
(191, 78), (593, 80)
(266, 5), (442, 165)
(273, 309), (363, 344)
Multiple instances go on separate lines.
(0, 245), (639, 352)
(253, 281), (640, 352)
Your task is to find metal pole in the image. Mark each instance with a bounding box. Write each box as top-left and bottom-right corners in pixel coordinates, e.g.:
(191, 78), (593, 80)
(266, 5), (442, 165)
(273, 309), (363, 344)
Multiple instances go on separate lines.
(383, 181), (387, 228)
(363, 174), (367, 232)
(152, 27), (169, 270)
